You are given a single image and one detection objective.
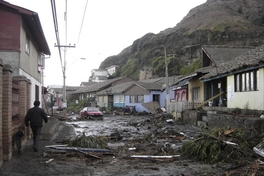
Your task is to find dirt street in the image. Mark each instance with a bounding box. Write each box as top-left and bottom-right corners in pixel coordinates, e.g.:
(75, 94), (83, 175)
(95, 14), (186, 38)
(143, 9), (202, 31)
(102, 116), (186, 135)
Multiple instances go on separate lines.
(0, 114), (250, 176)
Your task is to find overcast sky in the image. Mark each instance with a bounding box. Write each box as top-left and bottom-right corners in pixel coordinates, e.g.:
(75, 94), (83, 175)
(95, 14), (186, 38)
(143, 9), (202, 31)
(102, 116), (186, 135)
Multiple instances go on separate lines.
(6, 0), (206, 87)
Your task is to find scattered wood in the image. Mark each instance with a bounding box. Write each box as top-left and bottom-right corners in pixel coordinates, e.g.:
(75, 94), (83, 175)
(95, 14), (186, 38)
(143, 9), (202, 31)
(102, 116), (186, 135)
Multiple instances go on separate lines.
(128, 148), (136, 151)
(223, 141), (238, 146)
(109, 159), (117, 164)
(45, 158), (54, 164)
(130, 155), (180, 159)
(45, 144), (68, 148)
(46, 146), (111, 153)
(130, 155), (180, 162)
(71, 147), (102, 159)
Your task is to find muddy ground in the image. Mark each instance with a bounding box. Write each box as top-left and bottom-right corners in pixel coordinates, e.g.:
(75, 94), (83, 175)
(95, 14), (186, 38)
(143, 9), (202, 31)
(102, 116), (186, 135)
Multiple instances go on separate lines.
(0, 113), (263, 176)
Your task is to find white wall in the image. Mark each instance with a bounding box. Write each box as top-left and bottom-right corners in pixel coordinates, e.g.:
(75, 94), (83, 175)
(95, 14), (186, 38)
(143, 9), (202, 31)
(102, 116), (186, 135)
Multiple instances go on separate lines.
(19, 68), (43, 108)
(227, 68), (264, 110)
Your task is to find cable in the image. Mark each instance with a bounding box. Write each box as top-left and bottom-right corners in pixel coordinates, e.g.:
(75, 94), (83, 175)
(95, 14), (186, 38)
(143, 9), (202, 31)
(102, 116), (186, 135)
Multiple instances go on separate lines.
(76, 0), (89, 45)
(67, 0), (89, 70)
(50, 0), (64, 74)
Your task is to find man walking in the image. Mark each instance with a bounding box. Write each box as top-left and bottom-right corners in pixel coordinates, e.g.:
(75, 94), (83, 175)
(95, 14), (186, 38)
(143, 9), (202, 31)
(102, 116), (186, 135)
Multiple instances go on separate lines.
(25, 100), (48, 152)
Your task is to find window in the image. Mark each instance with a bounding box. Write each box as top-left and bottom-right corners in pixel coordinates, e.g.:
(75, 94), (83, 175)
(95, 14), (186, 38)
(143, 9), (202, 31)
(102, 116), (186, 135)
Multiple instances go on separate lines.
(26, 34), (30, 55)
(119, 95), (123, 102)
(193, 87), (200, 100)
(138, 95), (144, 103)
(153, 94), (160, 102)
(235, 70), (259, 92)
(130, 95), (144, 103)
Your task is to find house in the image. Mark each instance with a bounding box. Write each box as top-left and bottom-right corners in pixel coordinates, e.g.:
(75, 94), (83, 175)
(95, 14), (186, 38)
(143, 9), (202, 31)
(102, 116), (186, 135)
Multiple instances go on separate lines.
(96, 76), (180, 113)
(173, 45), (255, 109)
(0, 1), (50, 165)
(106, 65), (119, 75)
(96, 81), (135, 109)
(126, 78), (167, 113)
(72, 77), (135, 106)
(0, 1), (50, 107)
(89, 69), (108, 82)
(200, 44), (264, 110)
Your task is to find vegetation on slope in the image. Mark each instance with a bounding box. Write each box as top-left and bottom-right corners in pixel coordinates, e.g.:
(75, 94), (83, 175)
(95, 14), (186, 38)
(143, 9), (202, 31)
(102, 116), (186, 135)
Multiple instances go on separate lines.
(99, 0), (264, 80)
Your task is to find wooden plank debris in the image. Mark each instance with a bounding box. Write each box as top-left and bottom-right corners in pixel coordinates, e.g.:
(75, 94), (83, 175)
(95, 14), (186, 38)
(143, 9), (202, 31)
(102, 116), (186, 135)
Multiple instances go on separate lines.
(130, 155), (180, 159)
(45, 158), (54, 164)
(45, 146), (111, 153)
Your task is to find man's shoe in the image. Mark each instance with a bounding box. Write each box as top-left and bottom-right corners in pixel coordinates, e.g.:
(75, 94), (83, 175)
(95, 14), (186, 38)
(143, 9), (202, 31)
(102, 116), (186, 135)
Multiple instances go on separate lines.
(33, 146), (38, 152)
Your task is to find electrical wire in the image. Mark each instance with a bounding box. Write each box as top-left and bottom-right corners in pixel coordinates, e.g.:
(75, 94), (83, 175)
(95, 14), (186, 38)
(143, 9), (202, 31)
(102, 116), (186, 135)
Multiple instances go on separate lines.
(50, 0), (88, 72)
(50, 0), (64, 74)
(76, 0), (89, 45)
(67, 0), (89, 70)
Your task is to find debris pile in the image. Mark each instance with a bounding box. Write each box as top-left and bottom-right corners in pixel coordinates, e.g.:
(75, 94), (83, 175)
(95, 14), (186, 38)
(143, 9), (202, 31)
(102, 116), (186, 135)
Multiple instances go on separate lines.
(62, 133), (108, 149)
(180, 127), (262, 164)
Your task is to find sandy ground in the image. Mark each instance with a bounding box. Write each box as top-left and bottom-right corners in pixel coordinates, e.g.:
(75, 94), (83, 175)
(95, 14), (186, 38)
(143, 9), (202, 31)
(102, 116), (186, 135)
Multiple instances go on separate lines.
(0, 114), (254, 176)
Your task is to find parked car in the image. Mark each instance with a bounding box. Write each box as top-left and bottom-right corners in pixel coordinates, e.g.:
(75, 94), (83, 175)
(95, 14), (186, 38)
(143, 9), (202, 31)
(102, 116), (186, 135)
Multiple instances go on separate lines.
(80, 107), (104, 120)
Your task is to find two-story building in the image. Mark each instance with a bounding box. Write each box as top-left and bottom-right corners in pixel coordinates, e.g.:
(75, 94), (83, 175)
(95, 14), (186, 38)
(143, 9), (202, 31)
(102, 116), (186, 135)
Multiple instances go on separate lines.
(0, 1), (50, 107)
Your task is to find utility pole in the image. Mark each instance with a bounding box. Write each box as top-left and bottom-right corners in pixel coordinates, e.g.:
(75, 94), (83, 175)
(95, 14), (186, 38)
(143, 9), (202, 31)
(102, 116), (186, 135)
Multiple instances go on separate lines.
(54, 0), (75, 118)
(164, 46), (170, 112)
(54, 44), (75, 118)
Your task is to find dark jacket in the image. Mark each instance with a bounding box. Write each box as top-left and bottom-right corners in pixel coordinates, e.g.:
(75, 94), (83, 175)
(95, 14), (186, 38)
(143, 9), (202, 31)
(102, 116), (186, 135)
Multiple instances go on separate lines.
(25, 107), (48, 127)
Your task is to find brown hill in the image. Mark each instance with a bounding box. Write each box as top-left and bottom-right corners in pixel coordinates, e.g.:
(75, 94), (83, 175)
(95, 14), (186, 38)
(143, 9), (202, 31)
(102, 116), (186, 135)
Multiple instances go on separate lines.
(99, 0), (264, 80)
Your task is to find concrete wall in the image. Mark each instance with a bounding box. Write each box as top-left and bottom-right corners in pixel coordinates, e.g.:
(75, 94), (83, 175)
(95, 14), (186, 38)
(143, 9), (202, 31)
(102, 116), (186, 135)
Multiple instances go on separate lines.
(206, 114), (264, 135)
(182, 109), (264, 135)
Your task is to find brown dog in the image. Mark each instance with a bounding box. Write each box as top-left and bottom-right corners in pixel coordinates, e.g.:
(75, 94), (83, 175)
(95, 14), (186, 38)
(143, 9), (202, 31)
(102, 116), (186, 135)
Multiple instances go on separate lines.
(16, 127), (25, 155)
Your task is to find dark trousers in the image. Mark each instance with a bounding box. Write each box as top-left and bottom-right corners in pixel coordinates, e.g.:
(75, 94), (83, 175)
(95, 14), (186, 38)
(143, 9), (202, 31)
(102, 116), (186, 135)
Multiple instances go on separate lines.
(30, 126), (42, 148)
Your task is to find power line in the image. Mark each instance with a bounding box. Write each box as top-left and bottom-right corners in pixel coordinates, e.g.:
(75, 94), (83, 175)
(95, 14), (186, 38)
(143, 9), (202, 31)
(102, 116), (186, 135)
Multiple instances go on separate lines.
(76, 0), (89, 45)
(50, 0), (63, 74)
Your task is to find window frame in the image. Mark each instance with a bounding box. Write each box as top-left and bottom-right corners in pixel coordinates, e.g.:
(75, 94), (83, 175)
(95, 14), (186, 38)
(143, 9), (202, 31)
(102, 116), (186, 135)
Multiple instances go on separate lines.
(25, 33), (30, 55)
(193, 87), (200, 100)
(130, 95), (144, 103)
(234, 69), (259, 92)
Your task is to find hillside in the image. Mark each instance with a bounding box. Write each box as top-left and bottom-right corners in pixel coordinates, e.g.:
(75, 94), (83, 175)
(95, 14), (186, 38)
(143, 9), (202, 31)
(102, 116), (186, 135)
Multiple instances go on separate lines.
(99, 0), (264, 80)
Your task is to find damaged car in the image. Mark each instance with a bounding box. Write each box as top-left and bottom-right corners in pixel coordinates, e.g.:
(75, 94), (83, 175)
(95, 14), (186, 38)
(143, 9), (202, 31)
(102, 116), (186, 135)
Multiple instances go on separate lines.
(80, 107), (104, 120)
